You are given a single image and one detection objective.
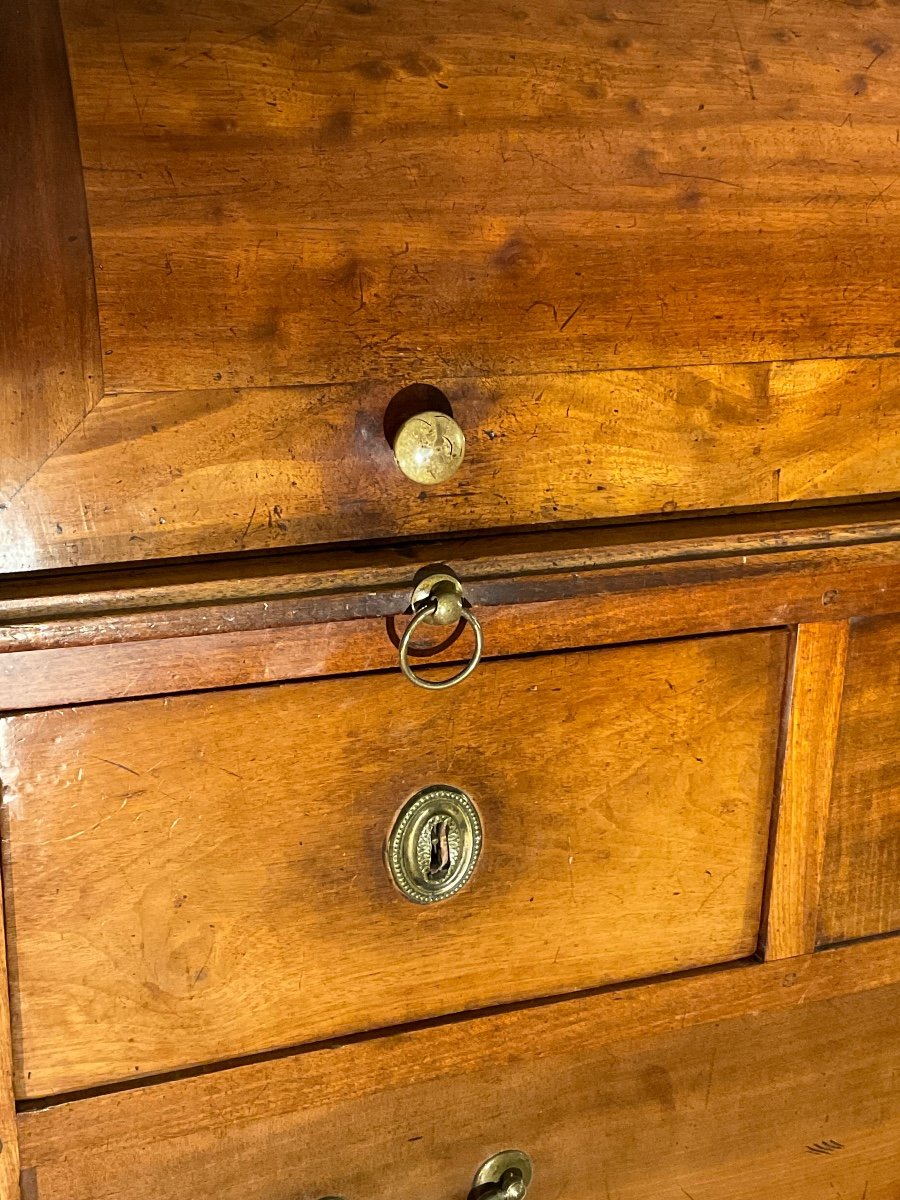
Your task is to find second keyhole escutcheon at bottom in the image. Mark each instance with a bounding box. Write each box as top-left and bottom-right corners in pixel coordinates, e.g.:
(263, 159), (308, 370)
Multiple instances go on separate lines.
(386, 786), (483, 904)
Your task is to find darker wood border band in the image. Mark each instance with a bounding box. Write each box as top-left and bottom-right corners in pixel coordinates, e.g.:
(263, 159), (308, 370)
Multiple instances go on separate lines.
(0, 0), (102, 514)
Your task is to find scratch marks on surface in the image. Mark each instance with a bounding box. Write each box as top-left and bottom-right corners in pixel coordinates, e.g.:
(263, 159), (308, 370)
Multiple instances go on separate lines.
(696, 866), (739, 911)
(526, 299), (586, 333)
(559, 301), (584, 332)
(807, 1139), (845, 1155)
(166, 1), (317, 72)
(240, 499), (259, 543)
(725, 0), (757, 100)
(527, 299), (559, 324)
(114, 9), (146, 133)
(97, 757), (141, 777)
(62, 796), (131, 841)
(657, 170), (745, 190)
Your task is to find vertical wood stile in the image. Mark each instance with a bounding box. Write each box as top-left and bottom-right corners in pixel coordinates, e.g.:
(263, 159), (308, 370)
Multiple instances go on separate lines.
(0, 0), (102, 511)
(763, 620), (851, 960)
(0, 860), (20, 1200)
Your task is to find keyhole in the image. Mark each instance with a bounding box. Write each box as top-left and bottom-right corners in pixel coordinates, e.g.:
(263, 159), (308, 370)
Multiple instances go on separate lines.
(428, 818), (453, 882)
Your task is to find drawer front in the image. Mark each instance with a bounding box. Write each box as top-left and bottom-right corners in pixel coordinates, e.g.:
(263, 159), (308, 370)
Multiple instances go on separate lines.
(0, 631), (786, 1097)
(17, 954), (900, 1200)
(819, 614), (900, 945)
(4, 361), (900, 576)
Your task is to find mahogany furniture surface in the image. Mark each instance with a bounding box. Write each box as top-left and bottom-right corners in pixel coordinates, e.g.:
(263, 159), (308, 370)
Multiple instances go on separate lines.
(2, 0), (900, 571)
(59, 0), (900, 389)
(15, 942), (900, 1200)
(818, 613), (900, 946)
(1, 632), (784, 1097)
(3, 0), (900, 1197)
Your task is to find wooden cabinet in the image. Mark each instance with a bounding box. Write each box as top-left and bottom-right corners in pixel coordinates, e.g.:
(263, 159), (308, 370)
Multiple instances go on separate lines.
(3, 1), (900, 1198)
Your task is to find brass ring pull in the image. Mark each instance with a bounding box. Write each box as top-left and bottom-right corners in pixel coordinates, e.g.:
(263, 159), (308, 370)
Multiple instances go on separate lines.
(399, 599), (483, 691)
(398, 570), (484, 691)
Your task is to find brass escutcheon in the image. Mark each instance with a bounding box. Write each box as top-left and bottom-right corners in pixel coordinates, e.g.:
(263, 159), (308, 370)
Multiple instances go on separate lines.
(386, 786), (483, 904)
(314, 1148), (533, 1200)
(471, 1151), (534, 1200)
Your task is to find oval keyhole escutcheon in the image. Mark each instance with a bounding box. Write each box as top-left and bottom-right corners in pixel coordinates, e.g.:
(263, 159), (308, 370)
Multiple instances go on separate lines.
(387, 786), (483, 904)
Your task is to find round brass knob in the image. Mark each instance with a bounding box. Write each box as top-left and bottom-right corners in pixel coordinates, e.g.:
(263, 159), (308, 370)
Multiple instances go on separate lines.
(392, 410), (465, 484)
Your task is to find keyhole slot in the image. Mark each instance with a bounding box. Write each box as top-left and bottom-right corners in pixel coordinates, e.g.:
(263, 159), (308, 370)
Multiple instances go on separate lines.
(428, 818), (453, 882)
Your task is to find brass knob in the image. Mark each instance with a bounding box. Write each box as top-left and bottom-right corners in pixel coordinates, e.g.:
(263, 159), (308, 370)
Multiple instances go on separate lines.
(392, 410), (465, 484)
(398, 571), (483, 691)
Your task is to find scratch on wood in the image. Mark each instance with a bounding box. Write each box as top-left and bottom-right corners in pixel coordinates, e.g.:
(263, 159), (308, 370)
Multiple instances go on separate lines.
(807, 1139), (845, 1155)
(559, 301), (584, 332)
(725, 0), (757, 101)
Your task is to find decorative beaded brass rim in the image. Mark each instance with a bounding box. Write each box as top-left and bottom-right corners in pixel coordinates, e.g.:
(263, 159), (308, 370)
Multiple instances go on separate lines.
(386, 786), (483, 905)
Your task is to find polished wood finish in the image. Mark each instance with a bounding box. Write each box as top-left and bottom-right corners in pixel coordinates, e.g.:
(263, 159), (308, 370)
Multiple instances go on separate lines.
(819, 614), (900, 946)
(763, 622), (850, 960)
(62, 0), (900, 391)
(3, 358), (900, 573)
(0, 0), (897, 1192)
(0, 0), (101, 514)
(16, 937), (900, 1200)
(2, 0), (900, 572)
(2, 533), (898, 711)
(1, 631), (784, 1097)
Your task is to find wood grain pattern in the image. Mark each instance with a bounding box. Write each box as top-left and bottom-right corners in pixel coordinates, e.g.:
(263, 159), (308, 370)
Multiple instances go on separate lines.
(2, 358), (900, 573)
(763, 622), (850, 960)
(819, 614), (900, 946)
(0, 632), (785, 1097)
(61, 0), (900, 392)
(1, 539), (897, 711)
(0, 0), (101, 512)
(16, 938), (900, 1200)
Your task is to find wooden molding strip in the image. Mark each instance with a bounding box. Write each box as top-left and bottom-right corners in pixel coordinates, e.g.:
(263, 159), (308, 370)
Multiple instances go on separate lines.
(763, 622), (851, 960)
(1, 541), (899, 710)
(2, 500), (900, 627)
